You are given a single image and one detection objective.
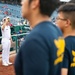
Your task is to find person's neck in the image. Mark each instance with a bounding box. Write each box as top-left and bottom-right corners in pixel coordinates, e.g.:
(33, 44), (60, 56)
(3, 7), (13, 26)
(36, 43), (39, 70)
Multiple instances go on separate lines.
(28, 14), (51, 29)
(63, 28), (75, 38)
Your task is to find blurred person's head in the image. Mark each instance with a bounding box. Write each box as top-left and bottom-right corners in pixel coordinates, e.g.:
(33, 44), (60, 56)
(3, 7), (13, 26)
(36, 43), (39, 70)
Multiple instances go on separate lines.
(21, 0), (59, 19)
(55, 3), (75, 33)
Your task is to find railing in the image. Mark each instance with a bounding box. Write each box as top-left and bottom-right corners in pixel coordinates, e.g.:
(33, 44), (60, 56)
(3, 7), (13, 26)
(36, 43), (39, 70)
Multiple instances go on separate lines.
(0, 33), (29, 53)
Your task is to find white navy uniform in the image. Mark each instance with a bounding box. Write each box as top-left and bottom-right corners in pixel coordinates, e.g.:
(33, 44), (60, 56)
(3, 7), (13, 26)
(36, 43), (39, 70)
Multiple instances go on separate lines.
(1, 25), (11, 65)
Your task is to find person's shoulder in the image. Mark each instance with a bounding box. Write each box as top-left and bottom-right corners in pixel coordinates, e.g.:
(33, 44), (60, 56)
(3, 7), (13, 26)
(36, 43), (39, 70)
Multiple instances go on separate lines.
(65, 36), (75, 42)
(65, 36), (75, 49)
(20, 31), (42, 51)
(30, 21), (62, 38)
(48, 22), (63, 38)
(34, 21), (62, 34)
(65, 36), (72, 45)
(51, 23), (62, 33)
(44, 21), (62, 35)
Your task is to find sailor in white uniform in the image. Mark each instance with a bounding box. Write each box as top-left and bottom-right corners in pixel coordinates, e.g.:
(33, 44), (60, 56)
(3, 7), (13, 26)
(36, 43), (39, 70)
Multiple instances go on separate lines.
(1, 17), (12, 66)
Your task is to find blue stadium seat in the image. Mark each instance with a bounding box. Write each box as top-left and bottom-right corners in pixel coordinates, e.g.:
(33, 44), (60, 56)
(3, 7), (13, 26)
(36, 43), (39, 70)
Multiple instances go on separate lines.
(0, 3), (23, 25)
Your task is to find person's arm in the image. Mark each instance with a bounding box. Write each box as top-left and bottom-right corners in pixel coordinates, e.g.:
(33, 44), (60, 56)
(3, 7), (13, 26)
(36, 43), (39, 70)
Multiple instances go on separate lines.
(61, 48), (69, 75)
(2, 18), (8, 30)
(14, 37), (49, 75)
(61, 68), (68, 75)
(1, 22), (6, 30)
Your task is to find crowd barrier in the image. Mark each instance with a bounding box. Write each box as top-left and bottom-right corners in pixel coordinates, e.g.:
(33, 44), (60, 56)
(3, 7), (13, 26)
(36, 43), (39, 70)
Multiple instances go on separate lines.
(0, 33), (29, 53)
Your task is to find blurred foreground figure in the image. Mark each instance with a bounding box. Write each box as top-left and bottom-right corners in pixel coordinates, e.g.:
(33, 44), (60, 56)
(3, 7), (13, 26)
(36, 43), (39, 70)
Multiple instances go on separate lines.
(14, 0), (65, 75)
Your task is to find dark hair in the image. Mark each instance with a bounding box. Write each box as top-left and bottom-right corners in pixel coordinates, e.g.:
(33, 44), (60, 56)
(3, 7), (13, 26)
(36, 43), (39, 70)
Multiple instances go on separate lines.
(29, 0), (60, 17)
(58, 3), (75, 29)
(58, 3), (75, 12)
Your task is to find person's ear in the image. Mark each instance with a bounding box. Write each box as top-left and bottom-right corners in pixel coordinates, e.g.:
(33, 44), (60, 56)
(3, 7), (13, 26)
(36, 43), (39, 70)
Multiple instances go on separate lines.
(65, 19), (71, 27)
(30, 0), (39, 9)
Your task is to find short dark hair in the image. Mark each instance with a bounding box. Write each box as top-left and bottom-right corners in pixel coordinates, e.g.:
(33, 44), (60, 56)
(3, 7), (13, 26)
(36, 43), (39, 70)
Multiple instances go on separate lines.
(58, 3), (75, 29)
(29, 0), (59, 17)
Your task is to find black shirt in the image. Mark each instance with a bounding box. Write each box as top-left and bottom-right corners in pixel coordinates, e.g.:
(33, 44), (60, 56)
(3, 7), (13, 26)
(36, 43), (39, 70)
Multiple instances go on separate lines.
(14, 21), (65, 75)
(62, 36), (75, 75)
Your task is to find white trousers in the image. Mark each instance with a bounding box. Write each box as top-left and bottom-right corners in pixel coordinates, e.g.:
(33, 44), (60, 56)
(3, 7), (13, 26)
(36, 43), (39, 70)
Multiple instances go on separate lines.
(1, 38), (11, 64)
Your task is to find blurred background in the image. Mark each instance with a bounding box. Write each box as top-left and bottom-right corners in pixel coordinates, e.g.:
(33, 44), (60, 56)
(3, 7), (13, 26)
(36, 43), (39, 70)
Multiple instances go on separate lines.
(0, 0), (74, 53)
